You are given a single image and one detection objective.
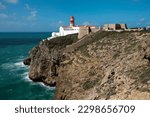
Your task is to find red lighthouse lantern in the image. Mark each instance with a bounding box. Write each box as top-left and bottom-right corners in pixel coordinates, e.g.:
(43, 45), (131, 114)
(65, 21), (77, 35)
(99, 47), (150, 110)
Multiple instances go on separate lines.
(70, 16), (75, 27)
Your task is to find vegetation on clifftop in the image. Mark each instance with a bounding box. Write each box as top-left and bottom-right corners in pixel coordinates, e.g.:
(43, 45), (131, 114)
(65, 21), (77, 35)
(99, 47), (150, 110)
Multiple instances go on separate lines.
(44, 34), (78, 49)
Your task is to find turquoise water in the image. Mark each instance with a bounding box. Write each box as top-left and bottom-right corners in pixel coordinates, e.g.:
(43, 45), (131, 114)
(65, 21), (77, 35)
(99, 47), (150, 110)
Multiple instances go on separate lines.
(0, 32), (55, 100)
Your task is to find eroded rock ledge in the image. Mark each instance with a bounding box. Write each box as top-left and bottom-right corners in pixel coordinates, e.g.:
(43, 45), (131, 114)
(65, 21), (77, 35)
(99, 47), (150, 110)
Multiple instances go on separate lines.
(24, 31), (150, 100)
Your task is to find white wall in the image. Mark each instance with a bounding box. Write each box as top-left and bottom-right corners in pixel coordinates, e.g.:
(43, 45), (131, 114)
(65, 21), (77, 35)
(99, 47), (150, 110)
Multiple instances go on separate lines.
(52, 32), (60, 37)
(59, 27), (79, 36)
(50, 26), (80, 39)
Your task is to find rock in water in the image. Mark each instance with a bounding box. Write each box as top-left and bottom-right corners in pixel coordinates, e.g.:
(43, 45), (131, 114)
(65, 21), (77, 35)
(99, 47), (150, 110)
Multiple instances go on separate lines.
(23, 57), (31, 65)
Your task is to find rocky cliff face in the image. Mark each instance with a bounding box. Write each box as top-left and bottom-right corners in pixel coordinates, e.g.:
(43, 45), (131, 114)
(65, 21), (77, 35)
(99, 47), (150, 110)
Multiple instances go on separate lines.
(24, 31), (150, 100)
(24, 34), (78, 86)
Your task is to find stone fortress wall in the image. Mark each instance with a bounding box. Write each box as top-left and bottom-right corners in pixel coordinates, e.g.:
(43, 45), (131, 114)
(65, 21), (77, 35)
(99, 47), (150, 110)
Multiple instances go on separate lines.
(103, 24), (127, 31)
(78, 26), (100, 39)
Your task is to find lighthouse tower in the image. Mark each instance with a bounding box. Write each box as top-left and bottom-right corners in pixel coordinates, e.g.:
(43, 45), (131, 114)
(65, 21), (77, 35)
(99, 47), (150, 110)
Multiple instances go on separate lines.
(70, 16), (75, 27)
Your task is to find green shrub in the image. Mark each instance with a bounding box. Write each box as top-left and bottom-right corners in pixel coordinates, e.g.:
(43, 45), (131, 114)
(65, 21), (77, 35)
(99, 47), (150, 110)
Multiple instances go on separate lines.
(45, 34), (78, 49)
(139, 68), (150, 83)
(83, 80), (96, 90)
(79, 46), (90, 57)
(88, 69), (96, 76)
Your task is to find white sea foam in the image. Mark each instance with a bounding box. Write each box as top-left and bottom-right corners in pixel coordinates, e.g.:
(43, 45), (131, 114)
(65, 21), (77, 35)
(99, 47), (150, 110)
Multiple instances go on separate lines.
(1, 59), (55, 91)
(38, 82), (55, 90)
(14, 61), (26, 68)
(21, 72), (32, 82)
(22, 71), (55, 90)
(0, 63), (14, 70)
(1, 60), (28, 70)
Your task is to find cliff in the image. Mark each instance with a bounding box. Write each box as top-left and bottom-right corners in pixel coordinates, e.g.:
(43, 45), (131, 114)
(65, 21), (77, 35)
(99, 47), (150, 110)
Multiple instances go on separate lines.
(24, 31), (150, 100)
(24, 34), (78, 86)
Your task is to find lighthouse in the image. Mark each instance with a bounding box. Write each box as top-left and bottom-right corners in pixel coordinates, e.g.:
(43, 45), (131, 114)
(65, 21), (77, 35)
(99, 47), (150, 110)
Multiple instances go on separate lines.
(70, 16), (75, 27)
(51, 16), (97, 38)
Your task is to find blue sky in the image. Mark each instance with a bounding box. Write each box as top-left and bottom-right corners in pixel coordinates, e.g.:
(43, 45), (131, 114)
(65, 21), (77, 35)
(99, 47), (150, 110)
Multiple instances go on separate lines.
(0, 0), (150, 32)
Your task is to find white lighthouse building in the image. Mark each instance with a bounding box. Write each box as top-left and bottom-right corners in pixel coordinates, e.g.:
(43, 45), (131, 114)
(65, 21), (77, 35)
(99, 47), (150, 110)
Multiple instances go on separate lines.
(47, 16), (99, 40)
(59, 16), (79, 36)
(49, 16), (79, 39)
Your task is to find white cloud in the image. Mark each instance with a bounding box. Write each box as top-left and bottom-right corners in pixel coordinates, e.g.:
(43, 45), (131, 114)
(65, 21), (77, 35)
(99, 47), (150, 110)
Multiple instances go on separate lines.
(24, 4), (37, 21)
(137, 18), (150, 26)
(0, 13), (8, 19)
(4, 0), (18, 4)
(58, 20), (64, 26)
(25, 4), (32, 11)
(0, 2), (6, 9)
(83, 21), (91, 26)
(58, 20), (63, 24)
(27, 10), (37, 21)
(139, 18), (145, 22)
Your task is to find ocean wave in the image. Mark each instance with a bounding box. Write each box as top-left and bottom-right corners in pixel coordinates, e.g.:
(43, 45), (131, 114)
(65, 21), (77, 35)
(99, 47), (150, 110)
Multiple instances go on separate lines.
(1, 59), (55, 93)
(21, 72), (32, 82)
(0, 63), (15, 70)
(22, 71), (55, 90)
(14, 61), (27, 68)
(15, 56), (26, 62)
(1, 61), (28, 71)
(37, 82), (56, 90)
(18, 56), (26, 60)
(32, 81), (56, 91)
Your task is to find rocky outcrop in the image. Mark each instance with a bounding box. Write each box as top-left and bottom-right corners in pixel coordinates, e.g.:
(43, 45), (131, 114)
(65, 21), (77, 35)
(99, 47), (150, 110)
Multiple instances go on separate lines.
(24, 34), (78, 86)
(24, 31), (150, 100)
(23, 57), (31, 65)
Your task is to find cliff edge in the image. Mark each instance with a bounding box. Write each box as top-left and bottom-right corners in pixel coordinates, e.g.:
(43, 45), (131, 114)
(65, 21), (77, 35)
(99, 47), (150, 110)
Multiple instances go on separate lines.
(24, 31), (150, 100)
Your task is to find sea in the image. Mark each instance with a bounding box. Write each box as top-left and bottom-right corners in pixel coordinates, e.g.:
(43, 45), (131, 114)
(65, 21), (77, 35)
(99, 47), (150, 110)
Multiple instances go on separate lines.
(0, 32), (55, 100)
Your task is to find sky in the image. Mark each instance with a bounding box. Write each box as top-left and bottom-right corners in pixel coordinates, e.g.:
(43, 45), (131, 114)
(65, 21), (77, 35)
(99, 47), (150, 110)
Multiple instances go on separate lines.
(0, 0), (150, 32)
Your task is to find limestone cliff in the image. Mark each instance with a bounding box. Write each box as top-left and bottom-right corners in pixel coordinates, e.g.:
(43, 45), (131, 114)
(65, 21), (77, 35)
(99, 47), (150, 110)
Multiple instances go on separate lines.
(24, 31), (150, 100)
(24, 34), (78, 86)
